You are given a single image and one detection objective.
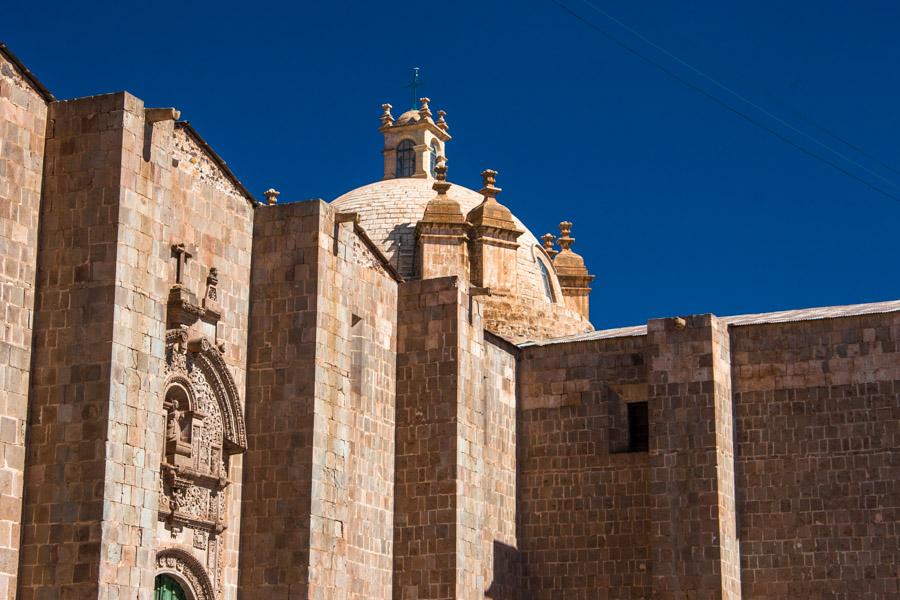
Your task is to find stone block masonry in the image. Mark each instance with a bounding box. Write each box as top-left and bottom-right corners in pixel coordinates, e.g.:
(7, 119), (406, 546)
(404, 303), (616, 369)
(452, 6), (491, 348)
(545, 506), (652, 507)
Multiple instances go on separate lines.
(19, 90), (254, 600)
(393, 277), (519, 599)
(241, 199), (398, 599)
(518, 333), (650, 598)
(647, 315), (740, 599)
(241, 200), (321, 599)
(20, 93), (136, 600)
(731, 313), (900, 599)
(393, 277), (463, 599)
(0, 49), (48, 600)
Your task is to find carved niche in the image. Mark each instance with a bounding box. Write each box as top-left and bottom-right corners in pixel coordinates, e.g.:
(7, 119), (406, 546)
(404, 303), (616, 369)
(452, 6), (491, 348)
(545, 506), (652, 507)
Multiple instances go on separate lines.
(159, 327), (246, 598)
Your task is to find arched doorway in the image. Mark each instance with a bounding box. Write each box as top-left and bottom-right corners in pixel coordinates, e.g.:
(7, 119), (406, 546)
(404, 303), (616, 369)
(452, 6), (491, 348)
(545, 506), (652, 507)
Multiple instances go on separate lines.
(154, 574), (188, 600)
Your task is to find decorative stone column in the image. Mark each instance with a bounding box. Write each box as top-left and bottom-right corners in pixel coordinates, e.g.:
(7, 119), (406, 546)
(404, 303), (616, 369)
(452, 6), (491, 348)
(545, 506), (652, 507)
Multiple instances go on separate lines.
(552, 221), (594, 320)
(416, 157), (470, 280)
(466, 170), (522, 294)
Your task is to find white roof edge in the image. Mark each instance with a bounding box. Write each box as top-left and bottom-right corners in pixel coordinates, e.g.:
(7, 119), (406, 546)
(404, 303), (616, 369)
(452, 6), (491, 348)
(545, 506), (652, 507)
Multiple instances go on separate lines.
(721, 299), (900, 327)
(520, 299), (900, 348)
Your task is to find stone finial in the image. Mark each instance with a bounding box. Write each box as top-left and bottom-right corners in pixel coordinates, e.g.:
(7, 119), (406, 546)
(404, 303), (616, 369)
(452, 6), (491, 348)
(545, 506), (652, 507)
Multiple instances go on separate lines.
(436, 109), (448, 131)
(542, 233), (558, 258)
(467, 168), (518, 234)
(419, 97), (432, 119)
(380, 103), (394, 127)
(264, 188), (280, 206)
(552, 220), (593, 319)
(479, 169), (501, 201)
(434, 156), (447, 182)
(432, 156), (450, 195)
(557, 221), (574, 251)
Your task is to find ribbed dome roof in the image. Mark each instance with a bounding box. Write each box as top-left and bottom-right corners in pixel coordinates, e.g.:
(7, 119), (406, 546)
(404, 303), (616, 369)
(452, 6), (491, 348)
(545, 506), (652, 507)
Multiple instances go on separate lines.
(330, 178), (563, 308)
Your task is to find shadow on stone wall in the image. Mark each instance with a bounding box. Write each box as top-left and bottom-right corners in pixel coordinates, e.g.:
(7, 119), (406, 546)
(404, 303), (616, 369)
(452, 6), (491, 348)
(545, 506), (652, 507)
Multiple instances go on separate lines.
(486, 540), (521, 599)
(386, 222), (415, 275)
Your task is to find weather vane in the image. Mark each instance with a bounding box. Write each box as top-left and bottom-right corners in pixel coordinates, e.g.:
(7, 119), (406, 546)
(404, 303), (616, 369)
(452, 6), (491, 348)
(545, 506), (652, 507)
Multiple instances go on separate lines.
(406, 67), (423, 110)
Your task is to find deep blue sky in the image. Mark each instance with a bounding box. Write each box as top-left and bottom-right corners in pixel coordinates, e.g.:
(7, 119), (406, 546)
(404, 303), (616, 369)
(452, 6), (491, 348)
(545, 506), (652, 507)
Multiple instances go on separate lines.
(6, 0), (899, 329)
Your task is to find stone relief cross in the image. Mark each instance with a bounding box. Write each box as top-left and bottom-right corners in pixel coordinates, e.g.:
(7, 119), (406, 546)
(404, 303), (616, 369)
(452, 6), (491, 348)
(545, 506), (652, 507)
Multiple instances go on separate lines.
(171, 243), (195, 284)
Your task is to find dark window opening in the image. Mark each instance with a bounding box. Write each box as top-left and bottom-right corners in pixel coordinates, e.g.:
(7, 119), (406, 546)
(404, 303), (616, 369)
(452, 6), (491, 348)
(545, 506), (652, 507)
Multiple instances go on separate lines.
(536, 253), (555, 302)
(396, 140), (415, 177)
(627, 401), (649, 452)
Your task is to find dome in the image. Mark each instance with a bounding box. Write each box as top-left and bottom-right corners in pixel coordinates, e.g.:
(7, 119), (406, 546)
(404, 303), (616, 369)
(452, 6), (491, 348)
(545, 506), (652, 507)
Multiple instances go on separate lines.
(394, 109), (422, 126)
(331, 178), (594, 341)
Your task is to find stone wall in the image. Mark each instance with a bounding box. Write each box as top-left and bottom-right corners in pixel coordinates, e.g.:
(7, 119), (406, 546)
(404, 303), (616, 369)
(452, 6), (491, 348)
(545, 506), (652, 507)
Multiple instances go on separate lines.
(518, 334), (650, 598)
(393, 277), (464, 599)
(731, 313), (900, 598)
(393, 278), (520, 599)
(308, 206), (398, 597)
(518, 308), (899, 599)
(241, 200), (398, 598)
(21, 93), (131, 599)
(480, 334), (517, 599)
(647, 315), (740, 599)
(20, 92), (254, 600)
(0, 50), (47, 600)
(241, 200), (319, 599)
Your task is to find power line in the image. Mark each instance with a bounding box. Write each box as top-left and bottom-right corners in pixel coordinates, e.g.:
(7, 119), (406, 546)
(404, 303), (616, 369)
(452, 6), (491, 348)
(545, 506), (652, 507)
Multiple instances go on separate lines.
(576, 0), (900, 189)
(550, 0), (900, 204)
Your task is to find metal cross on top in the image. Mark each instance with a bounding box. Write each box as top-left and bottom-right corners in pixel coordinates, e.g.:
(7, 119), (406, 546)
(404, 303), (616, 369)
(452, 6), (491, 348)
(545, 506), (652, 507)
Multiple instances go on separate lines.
(406, 67), (423, 110)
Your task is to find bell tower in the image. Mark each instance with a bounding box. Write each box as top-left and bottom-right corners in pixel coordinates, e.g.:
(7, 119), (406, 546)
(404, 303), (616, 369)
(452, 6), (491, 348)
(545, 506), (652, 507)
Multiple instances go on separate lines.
(379, 97), (451, 180)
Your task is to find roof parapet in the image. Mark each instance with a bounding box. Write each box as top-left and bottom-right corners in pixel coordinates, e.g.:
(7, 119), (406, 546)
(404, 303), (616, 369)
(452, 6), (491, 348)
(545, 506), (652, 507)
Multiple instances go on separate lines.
(0, 41), (55, 102)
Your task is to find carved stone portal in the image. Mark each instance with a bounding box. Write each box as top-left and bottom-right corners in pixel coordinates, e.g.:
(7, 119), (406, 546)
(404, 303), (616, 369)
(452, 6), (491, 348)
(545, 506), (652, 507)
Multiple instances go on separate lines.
(159, 328), (246, 598)
(157, 548), (215, 600)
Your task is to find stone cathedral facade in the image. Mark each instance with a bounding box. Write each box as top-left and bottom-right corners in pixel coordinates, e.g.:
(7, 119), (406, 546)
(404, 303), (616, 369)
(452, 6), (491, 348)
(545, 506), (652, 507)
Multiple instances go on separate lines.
(1, 43), (898, 600)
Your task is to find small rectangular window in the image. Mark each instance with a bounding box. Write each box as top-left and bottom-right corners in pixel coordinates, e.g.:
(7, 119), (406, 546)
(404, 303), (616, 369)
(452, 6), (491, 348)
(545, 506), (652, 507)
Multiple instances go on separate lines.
(627, 401), (649, 453)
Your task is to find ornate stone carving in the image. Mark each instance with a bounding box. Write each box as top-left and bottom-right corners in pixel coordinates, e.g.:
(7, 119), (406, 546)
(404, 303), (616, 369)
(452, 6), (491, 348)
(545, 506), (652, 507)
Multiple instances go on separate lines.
(157, 549), (215, 600)
(193, 528), (207, 550)
(203, 267), (221, 321)
(159, 327), (246, 599)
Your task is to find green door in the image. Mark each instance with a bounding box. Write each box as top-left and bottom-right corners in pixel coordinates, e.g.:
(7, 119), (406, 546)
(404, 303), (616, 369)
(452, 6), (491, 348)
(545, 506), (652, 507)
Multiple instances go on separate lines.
(154, 574), (188, 600)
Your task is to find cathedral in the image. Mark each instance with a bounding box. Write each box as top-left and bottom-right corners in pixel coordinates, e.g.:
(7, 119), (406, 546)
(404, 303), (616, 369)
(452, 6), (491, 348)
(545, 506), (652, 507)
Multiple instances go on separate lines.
(1, 42), (898, 600)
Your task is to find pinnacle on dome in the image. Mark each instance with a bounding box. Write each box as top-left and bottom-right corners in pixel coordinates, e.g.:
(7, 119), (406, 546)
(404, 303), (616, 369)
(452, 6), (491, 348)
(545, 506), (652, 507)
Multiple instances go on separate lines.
(466, 169), (522, 294)
(541, 233), (558, 258)
(553, 221), (590, 273)
(421, 157), (465, 225)
(552, 221), (595, 320)
(416, 155), (469, 280)
(380, 103), (394, 128)
(466, 169), (519, 233)
(418, 97), (432, 119)
(432, 156), (451, 194)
